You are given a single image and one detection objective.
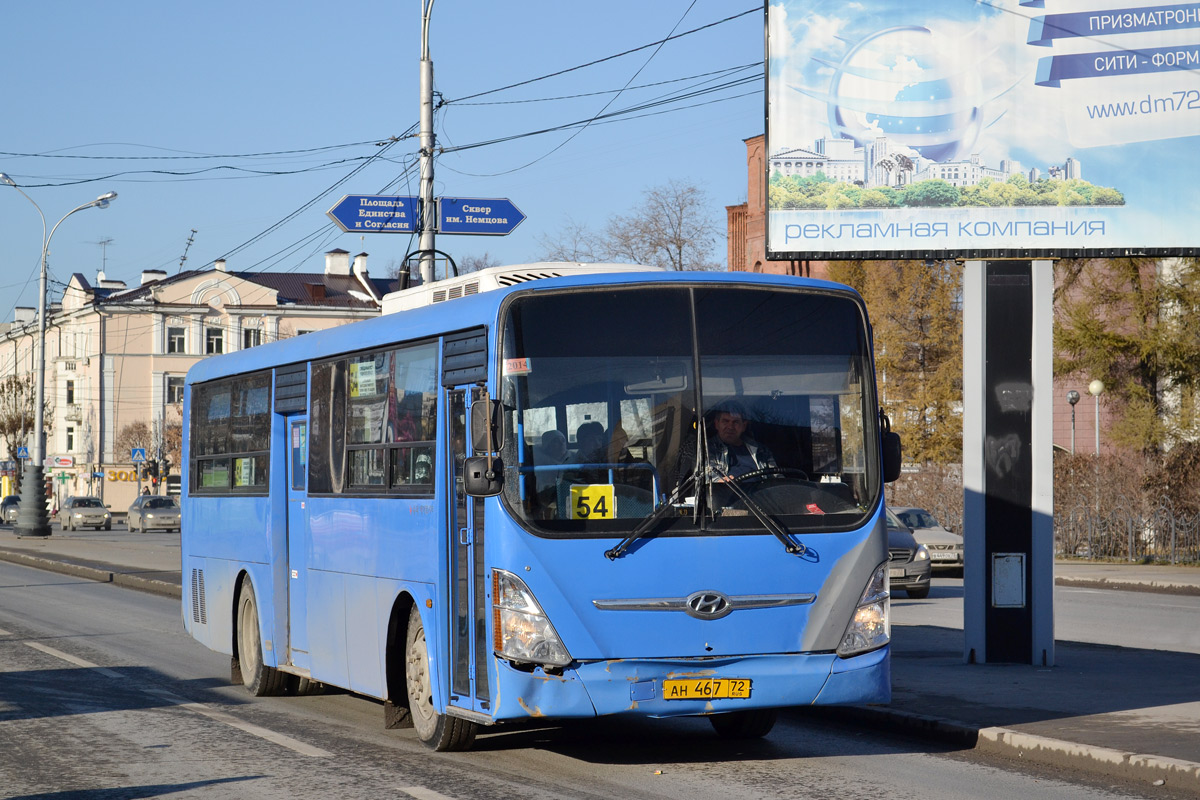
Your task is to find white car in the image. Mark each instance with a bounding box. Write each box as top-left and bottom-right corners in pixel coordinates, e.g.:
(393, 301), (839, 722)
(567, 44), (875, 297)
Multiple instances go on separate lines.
(892, 506), (963, 571)
(61, 496), (113, 531)
(127, 495), (181, 532)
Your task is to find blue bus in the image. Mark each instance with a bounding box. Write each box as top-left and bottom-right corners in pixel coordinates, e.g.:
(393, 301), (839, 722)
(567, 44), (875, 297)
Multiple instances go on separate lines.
(182, 265), (901, 750)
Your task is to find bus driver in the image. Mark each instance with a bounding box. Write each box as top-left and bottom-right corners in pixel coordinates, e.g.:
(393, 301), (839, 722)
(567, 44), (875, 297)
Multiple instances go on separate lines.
(708, 402), (776, 480)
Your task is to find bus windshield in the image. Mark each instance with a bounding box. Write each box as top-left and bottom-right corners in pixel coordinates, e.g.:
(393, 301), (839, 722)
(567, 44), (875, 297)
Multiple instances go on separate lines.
(499, 285), (879, 535)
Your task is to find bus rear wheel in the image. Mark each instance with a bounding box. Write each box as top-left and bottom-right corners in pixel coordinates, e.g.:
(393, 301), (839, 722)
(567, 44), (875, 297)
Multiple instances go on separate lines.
(236, 580), (287, 697)
(709, 708), (778, 739)
(404, 606), (477, 751)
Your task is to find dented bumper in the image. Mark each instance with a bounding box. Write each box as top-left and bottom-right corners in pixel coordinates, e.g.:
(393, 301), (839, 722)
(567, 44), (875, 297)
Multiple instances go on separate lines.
(489, 645), (890, 721)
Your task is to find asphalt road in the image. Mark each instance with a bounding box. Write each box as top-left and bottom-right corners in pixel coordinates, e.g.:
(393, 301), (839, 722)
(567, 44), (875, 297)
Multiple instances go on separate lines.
(0, 559), (1189, 800)
(892, 576), (1200, 654)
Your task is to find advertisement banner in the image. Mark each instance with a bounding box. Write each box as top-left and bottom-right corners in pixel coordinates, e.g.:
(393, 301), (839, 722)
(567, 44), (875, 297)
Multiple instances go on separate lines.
(766, 0), (1200, 259)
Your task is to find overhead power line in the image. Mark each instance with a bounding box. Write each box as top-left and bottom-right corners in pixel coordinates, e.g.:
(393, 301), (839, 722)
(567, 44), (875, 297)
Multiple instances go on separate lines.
(443, 6), (759, 105)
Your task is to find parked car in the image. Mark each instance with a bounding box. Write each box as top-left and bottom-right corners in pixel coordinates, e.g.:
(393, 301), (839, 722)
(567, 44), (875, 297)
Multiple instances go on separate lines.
(892, 506), (963, 571)
(1, 495), (19, 523)
(127, 495), (180, 532)
(60, 496), (112, 531)
(886, 507), (932, 598)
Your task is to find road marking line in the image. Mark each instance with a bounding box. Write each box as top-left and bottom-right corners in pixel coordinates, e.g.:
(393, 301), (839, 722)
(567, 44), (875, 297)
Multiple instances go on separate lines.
(25, 642), (124, 679)
(144, 688), (332, 758)
(22, 641), (330, 759)
(398, 789), (459, 800)
(0, 626), (12, 635)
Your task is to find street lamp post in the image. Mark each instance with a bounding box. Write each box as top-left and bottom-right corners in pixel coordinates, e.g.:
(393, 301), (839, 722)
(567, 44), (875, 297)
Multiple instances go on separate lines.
(0, 174), (116, 537)
(1088, 379), (1105, 456)
(1088, 379), (1105, 517)
(1066, 390), (1080, 454)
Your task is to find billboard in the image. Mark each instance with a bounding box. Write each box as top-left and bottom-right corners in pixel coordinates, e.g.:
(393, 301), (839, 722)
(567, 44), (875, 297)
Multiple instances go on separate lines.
(766, 0), (1200, 259)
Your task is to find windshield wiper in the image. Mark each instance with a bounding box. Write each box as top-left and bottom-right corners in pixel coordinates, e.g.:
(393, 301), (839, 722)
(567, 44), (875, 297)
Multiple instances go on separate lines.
(604, 474), (694, 560)
(707, 463), (807, 557)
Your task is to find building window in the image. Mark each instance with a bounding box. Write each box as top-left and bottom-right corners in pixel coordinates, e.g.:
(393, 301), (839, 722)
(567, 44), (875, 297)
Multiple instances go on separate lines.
(66, 426), (75, 452)
(242, 328), (262, 349)
(167, 326), (186, 354)
(66, 380), (75, 406)
(167, 376), (185, 405)
(206, 327), (224, 355)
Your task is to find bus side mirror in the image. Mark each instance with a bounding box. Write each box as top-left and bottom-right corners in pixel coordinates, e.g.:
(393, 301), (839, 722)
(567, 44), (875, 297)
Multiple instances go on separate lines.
(883, 431), (902, 483)
(470, 399), (505, 454)
(464, 456), (504, 497)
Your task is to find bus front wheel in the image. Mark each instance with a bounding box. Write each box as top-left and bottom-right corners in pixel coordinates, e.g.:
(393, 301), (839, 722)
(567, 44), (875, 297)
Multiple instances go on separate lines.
(236, 580), (287, 697)
(404, 606), (477, 751)
(709, 708), (778, 739)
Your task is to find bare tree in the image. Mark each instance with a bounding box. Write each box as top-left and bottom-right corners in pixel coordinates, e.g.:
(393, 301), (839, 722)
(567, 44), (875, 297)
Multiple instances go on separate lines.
(538, 181), (721, 270)
(114, 421), (153, 459)
(0, 374), (53, 459)
(458, 252), (502, 274)
(538, 216), (602, 262)
(604, 180), (720, 271)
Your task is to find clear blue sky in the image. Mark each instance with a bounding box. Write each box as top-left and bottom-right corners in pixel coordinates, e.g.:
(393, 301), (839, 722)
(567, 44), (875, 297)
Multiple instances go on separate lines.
(0, 2), (764, 319)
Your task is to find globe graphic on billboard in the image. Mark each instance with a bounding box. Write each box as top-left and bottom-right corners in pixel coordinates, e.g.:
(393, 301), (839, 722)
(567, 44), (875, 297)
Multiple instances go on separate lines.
(827, 25), (985, 162)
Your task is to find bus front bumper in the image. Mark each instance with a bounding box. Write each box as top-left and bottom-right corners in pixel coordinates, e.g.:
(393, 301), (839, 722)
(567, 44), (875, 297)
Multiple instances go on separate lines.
(489, 645), (889, 721)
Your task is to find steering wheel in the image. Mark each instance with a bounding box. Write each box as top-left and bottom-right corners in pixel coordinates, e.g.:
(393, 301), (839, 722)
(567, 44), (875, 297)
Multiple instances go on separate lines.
(728, 466), (809, 484)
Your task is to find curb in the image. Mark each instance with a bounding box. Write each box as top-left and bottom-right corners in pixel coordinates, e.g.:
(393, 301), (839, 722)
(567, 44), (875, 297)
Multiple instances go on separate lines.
(0, 549), (181, 599)
(809, 704), (1200, 794)
(1055, 576), (1200, 597)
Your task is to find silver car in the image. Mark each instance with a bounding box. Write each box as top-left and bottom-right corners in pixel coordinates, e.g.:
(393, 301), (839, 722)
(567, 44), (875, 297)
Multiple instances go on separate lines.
(892, 506), (964, 571)
(886, 508), (932, 598)
(127, 495), (181, 532)
(61, 496), (112, 531)
(1, 495), (18, 524)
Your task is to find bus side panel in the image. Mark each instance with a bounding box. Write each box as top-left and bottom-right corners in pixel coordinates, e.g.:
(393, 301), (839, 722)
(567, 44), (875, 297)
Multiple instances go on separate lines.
(307, 567), (349, 687)
(344, 573), (383, 695)
(182, 555), (269, 662)
(182, 498), (278, 661)
(305, 497), (443, 698)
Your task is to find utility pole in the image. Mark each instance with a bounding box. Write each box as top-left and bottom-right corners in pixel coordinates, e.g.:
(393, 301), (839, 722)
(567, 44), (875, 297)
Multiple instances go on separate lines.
(418, 0), (437, 286)
(177, 229), (197, 273)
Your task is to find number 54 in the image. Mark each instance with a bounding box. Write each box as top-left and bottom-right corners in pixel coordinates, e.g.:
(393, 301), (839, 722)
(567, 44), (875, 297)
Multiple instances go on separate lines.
(570, 485), (614, 519)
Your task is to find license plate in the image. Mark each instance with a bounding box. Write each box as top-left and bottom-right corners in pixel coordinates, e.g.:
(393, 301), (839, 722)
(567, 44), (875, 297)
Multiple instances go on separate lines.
(888, 567), (906, 578)
(931, 552), (957, 560)
(663, 678), (751, 700)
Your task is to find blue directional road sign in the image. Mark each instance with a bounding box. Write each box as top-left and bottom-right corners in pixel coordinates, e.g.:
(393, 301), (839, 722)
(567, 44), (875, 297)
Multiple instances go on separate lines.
(16, 446), (29, 459)
(437, 197), (525, 236)
(327, 195), (420, 234)
(131, 448), (147, 463)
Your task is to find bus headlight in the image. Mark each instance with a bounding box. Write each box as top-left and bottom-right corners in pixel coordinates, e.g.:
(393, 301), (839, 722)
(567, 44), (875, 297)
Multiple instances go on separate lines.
(837, 563), (890, 658)
(492, 570), (571, 667)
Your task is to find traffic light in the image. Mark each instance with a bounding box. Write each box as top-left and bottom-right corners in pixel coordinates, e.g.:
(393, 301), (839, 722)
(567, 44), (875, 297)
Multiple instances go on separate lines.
(149, 459), (159, 478)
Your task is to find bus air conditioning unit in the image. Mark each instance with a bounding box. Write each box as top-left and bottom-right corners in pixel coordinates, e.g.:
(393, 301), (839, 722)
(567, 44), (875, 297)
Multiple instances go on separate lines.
(380, 262), (664, 314)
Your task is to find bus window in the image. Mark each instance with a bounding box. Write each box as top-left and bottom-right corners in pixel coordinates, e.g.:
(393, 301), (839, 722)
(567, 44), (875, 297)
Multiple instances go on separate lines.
(310, 341), (438, 495)
(189, 371), (271, 494)
(500, 286), (879, 533)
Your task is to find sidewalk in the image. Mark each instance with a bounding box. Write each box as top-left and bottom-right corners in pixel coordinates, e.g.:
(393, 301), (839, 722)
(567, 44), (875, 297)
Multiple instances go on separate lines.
(1, 525), (1198, 793)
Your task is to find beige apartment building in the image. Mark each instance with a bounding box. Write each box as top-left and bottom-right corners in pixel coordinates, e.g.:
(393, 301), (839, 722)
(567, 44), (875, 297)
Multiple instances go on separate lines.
(0, 249), (397, 512)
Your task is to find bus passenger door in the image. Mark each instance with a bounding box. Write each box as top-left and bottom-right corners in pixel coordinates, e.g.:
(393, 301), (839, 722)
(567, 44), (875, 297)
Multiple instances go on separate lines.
(446, 388), (490, 716)
(286, 416), (310, 670)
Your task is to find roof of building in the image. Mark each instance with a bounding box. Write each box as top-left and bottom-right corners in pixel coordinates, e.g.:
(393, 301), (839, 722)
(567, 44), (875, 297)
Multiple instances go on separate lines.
(70, 268), (403, 309)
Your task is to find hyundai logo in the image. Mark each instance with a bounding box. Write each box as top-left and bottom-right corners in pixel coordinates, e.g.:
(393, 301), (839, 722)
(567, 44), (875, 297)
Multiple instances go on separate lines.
(685, 590), (733, 620)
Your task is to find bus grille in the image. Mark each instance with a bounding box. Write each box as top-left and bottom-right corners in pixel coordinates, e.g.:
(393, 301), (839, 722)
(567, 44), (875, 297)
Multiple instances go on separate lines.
(190, 568), (208, 625)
